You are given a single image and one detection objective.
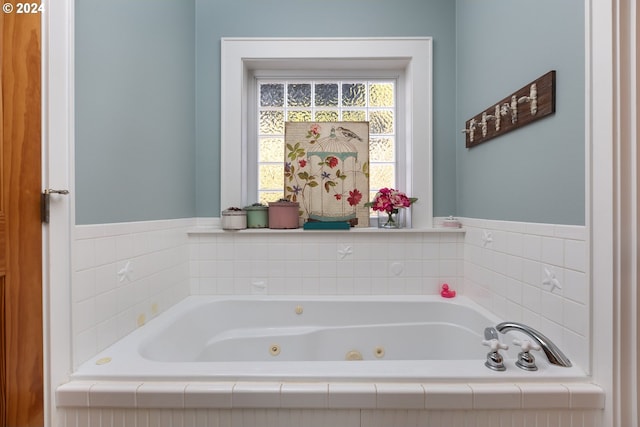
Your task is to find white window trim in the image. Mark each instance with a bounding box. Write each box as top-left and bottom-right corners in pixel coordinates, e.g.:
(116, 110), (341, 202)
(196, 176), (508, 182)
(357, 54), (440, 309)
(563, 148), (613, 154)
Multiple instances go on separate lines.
(221, 37), (433, 228)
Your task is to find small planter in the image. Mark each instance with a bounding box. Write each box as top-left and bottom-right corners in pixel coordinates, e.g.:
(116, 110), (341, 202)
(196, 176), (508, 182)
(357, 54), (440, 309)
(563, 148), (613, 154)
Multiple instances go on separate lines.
(244, 204), (269, 228)
(268, 200), (300, 229)
(221, 208), (246, 230)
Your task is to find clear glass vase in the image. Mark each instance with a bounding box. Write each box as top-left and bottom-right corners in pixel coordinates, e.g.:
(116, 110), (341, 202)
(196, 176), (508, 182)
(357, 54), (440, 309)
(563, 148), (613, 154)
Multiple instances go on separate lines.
(378, 209), (403, 229)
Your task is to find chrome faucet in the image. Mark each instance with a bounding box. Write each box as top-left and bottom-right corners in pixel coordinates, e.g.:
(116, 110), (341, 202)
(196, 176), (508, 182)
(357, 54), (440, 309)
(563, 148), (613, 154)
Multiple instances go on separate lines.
(482, 327), (508, 371)
(496, 322), (572, 368)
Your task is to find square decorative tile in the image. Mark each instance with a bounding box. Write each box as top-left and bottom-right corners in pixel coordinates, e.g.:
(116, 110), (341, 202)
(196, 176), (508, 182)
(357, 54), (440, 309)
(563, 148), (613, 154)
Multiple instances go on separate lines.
(89, 381), (140, 408)
(328, 383), (376, 408)
(56, 381), (93, 407)
(375, 383), (425, 409)
(232, 382), (281, 408)
(565, 383), (605, 409)
(470, 383), (521, 409)
(136, 382), (186, 408)
(184, 382), (234, 408)
(280, 382), (329, 408)
(423, 383), (473, 410)
(519, 383), (569, 409)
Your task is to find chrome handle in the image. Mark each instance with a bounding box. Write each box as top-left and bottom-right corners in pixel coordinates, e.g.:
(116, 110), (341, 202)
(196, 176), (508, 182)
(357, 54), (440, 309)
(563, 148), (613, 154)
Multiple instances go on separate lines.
(41, 189), (70, 223)
(44, 189), (69, 195)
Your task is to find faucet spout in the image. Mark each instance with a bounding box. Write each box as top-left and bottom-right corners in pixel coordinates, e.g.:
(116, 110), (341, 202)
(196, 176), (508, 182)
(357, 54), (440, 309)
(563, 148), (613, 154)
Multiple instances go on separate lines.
(496, 321), (572, 367)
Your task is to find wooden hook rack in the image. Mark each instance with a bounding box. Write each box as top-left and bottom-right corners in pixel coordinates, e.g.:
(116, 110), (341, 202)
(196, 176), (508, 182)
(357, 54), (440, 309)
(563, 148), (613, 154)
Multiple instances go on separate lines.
(463, 70), (556, 148)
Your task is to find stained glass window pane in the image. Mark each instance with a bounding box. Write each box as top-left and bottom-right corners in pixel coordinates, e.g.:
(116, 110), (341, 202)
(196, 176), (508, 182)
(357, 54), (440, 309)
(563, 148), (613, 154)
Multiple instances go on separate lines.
(369, 110), (394, 134)
(259, 192), (283, 205)
(343, 110), (366, 122)
(260, 83), (284, 107)
(259, 138), (284, 162)
(287, 110), (312, 122)
(287, 83), (311, 107)
(315, 84), (339, 107)
(369, 164), (395, 190)
(369, 82), (394, 107)
(257, 79), (397, 215)
(259, 111), (284, 135)
(369, 137), (394, 162)
(314, 110), (339, 122)
(259, 164), (285, 190)
(342, 83), (366, 106)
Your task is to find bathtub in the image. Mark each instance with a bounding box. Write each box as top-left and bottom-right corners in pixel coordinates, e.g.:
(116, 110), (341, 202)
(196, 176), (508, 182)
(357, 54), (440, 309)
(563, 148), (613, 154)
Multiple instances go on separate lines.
(59, 295), (604, 427)
(71, 295), (586, 382)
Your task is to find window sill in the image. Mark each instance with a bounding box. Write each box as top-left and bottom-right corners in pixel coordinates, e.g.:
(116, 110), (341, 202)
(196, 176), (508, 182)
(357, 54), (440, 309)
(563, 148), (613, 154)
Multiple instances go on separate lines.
(187, 226), (464, 235)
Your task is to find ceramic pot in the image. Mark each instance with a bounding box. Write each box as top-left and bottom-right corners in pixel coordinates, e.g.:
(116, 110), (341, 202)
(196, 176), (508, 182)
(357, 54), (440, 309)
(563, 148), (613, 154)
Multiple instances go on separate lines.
(244, 205), (269, 228)
(268, 201), (300, 229)
(221, 208), (247, 230)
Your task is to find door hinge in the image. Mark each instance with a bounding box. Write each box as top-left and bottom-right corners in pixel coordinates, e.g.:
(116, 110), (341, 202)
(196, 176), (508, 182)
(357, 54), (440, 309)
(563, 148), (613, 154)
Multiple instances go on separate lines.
(41, 189), (69, 223)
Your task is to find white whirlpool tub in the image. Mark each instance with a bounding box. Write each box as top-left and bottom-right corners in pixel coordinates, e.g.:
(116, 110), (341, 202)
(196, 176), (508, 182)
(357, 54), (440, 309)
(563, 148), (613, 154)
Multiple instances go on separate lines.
(58, 296), (604, 427)
(71, 295), (586, 382)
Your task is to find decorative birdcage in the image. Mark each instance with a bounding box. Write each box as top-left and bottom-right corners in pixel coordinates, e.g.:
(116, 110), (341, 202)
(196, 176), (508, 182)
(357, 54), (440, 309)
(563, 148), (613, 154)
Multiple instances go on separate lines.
(284, 122), (370, 227)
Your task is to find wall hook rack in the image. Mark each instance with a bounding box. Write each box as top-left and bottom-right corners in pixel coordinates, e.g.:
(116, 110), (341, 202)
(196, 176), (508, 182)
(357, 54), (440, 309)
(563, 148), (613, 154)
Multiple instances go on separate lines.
(462, 70), (555, 148)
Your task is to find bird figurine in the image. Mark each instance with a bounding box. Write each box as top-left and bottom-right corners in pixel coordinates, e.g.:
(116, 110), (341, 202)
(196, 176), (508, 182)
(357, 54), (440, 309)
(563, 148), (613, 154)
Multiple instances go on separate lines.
(336, 126), (363, 141)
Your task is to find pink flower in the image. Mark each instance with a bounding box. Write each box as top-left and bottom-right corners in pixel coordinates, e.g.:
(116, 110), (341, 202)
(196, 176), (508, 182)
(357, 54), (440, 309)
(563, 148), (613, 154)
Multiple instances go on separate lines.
(347, 189), (363, 206)
(298, 159), (307, 168)
(309, 124), (321, 135)
(365, 187), (417, 213)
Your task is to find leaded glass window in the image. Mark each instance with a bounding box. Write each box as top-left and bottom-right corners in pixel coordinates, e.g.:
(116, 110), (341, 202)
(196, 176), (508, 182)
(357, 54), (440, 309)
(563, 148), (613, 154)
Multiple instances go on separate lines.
(257, 79), (396, 205)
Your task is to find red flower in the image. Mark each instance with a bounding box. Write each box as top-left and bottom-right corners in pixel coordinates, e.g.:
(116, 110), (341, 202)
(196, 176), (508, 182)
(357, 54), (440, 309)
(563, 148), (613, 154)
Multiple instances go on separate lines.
(298, 159), (307, 168)
(347, 189), (362, 206)
(334, 194), (342, 201)
(326, 156), (338, 168)
(309, 124), (321, 135)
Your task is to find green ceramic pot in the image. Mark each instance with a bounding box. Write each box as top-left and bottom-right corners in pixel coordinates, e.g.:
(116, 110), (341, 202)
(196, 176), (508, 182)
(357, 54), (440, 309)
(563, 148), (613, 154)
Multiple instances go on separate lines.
(244, 205), (269, 228)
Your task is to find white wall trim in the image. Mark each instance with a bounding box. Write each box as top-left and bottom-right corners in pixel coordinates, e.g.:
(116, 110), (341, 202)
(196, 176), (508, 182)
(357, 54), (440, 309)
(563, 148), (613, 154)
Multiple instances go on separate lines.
(588, 0), (636, 426)
(43, 0), (75, 425)
(220, 37), (433, 228)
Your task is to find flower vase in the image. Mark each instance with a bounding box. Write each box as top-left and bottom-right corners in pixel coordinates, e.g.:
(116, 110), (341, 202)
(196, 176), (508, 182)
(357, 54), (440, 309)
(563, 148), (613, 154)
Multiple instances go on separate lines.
(378, 209), (403, 229)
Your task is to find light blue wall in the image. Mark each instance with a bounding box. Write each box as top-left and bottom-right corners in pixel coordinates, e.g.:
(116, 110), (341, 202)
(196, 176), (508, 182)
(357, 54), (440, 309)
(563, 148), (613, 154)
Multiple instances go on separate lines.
(75, 0), (196, 224)
(74, 0), (585, 225)
(455, 0), (585, 225)
(194, 0), (457, 218)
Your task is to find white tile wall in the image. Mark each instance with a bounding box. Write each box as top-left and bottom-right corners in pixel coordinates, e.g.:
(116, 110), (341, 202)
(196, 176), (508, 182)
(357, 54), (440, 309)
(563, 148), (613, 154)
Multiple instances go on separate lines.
(65, 216), (600, 426)
(57, 379), (604, 426)
(58, 407), (604, 427)
(188, 229), (464, 296)
(72, 219), (193, 367)
(460, 217), (590, 373)
(70, 216), (589, 379)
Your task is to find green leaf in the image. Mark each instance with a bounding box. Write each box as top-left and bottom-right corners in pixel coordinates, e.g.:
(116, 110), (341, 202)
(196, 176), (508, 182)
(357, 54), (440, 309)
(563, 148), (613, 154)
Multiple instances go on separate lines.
(308, 181), (319, 187)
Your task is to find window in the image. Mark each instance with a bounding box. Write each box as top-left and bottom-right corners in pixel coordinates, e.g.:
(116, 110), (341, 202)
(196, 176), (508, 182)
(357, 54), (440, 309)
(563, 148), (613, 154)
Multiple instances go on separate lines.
(221, 37), (433, 228)
(256, 79), (397, 205)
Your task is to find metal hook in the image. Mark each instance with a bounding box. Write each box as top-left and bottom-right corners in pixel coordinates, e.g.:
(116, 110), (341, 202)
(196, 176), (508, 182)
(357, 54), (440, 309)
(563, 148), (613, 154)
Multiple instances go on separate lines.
(461, 118), (477, 142)
(517, 83), (538, 115)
